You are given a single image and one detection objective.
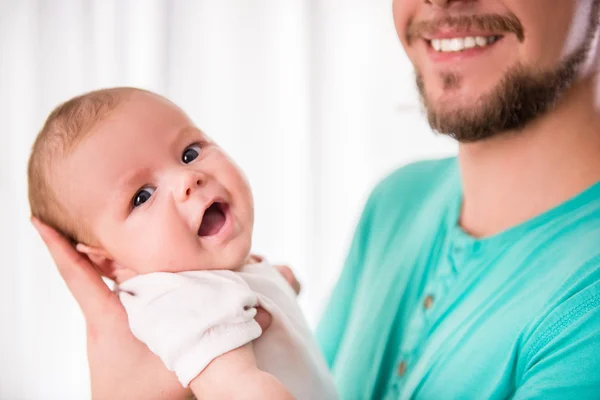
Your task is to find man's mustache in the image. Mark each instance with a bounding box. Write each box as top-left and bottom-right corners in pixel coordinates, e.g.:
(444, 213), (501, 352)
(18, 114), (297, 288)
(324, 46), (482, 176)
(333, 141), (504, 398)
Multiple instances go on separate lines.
(407, 13), (524, 44)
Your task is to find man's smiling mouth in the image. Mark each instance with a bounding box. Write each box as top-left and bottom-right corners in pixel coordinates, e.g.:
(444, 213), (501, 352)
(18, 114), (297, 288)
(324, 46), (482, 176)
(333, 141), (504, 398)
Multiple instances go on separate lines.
(427, 35), (502, 53)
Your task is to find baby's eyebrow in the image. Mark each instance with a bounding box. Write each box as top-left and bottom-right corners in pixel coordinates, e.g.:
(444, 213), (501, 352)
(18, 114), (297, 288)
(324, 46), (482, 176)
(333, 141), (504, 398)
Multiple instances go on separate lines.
(170, 126), (207, 151)
(110, 168), (151, 205)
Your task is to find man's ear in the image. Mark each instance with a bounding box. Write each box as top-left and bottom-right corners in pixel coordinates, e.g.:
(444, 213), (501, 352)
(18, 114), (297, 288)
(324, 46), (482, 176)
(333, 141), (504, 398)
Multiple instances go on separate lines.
(75, 243), (119, 280)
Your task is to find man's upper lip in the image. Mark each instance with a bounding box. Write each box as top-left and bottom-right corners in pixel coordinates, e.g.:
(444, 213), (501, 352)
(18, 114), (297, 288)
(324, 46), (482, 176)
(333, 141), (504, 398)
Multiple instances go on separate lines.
(422, 30), (502, 41)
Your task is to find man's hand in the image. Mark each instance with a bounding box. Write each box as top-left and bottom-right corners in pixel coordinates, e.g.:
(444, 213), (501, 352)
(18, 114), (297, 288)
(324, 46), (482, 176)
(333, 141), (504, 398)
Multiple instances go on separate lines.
(250, 254), (301, 295)
(275, 264), (301, 295)
(33, 218), (191, 399)
(32, 218), (272, 399)
(189, 343), (294, 400)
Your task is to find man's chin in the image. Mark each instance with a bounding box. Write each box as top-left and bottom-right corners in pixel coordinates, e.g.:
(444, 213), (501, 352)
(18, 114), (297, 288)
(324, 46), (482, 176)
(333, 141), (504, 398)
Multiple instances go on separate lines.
(424, 84), (488, 118)
(421, 77), (514, 142)
(418, 39), (590, 142)
(425, 101), (468, 128)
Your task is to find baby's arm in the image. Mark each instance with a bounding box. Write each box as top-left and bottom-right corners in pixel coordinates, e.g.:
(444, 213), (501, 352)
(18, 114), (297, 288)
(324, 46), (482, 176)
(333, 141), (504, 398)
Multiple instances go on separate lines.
(118, 271), (294, 399)
(190, 343), (293, 399)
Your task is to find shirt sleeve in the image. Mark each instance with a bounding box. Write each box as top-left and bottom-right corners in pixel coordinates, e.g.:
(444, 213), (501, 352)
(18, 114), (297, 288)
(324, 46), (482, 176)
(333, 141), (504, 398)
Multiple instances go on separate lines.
(512, 284), (600, 399)
(118, 271), (262, 387)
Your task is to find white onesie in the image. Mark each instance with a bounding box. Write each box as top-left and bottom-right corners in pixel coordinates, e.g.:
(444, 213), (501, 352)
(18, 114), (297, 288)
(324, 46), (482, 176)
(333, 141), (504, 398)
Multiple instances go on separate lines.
(118, 261), (337, 400)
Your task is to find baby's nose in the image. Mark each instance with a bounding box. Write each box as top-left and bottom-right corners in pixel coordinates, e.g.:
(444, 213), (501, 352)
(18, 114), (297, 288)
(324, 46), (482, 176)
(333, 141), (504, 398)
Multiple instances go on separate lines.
(179, 173), (204, 200)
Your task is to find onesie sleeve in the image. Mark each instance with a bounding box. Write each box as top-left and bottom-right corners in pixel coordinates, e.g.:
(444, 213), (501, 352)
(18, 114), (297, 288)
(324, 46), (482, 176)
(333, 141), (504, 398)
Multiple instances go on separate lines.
(118, 271), (263, 387)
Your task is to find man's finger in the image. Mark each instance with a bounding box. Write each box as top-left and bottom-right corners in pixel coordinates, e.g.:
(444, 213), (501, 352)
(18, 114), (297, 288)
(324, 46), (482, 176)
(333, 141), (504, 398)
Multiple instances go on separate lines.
(32, 217), (121, 319)
(276, 265), (301, 295)
(254, 306), (272, 332)
(248, 253), (264, 264)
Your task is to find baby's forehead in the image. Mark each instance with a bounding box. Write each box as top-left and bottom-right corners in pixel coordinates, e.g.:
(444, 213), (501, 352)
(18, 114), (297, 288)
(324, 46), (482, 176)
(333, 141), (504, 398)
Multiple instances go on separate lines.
(64, 106), (204, 178)
(58, 90), (202, 176)
(105, 93), (193, 132)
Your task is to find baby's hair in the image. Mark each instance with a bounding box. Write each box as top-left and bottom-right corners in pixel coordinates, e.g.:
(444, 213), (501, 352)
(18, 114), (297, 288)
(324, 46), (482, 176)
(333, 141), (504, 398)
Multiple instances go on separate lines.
(28, 87), (149, 244)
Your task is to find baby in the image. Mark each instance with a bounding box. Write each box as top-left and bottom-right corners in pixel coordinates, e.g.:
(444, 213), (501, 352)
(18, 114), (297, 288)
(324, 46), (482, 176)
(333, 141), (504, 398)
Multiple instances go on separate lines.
(27, 87), (337, 399)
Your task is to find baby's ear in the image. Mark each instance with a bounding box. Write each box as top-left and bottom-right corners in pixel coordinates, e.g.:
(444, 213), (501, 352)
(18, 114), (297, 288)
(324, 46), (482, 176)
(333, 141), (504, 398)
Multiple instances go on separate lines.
(75, 243), (118, 280)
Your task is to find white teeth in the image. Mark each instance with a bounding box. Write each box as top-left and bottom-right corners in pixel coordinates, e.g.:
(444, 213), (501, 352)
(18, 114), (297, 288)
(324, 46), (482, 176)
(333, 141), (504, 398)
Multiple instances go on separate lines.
(464, 37), (476, 49)
(440, 39), (452, 52)
(450, 38), (462, 51)
(475, 36), (488, 47)
(430, 36), (498, 53)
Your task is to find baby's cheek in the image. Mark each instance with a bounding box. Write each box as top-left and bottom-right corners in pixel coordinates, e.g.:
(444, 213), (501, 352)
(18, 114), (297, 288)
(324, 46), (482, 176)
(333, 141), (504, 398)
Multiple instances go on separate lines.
(121, 229), (168, 273)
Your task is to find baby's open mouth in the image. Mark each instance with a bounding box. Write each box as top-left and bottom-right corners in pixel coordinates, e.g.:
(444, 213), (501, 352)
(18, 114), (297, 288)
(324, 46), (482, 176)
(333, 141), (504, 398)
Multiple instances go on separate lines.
(197, 202), (228, 237)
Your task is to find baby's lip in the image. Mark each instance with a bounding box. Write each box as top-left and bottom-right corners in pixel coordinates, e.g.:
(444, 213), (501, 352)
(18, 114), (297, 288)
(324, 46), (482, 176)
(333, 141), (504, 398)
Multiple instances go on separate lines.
(195, 196), (222, 224)
(196, 198), (229, 237)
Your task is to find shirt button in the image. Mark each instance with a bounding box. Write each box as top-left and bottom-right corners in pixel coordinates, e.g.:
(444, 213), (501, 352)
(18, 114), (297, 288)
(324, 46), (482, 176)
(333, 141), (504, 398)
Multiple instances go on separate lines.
(423, 295), (434, 310)
(397, 360), (407, 377)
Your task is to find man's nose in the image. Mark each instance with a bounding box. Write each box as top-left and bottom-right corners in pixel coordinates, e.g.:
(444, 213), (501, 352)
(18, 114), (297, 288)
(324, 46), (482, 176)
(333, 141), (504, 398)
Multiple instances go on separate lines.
(176, 170), (205, 202)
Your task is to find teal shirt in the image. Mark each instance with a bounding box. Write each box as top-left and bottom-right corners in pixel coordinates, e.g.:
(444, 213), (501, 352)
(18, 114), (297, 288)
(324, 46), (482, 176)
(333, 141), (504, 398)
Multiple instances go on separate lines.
(317, 157), (600, 399)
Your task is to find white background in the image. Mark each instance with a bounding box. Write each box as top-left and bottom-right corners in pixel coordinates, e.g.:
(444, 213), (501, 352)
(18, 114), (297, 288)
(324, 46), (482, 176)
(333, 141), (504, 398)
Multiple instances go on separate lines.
(0, 1), (456, 398)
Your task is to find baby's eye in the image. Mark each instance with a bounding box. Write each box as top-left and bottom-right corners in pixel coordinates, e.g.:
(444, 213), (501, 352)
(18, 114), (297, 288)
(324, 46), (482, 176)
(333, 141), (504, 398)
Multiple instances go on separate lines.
(132, 187), (155, 208)
(182, 144), (201, 164)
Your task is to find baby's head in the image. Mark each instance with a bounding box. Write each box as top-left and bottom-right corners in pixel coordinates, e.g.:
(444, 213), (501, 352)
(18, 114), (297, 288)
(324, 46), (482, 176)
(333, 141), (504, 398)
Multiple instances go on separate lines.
(29, 87), (254, 282)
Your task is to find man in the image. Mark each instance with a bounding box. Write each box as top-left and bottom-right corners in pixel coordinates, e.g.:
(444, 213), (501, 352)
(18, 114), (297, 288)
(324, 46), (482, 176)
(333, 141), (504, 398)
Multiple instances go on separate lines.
(316, 0), (600, 398)
(34, 0), (600, 398)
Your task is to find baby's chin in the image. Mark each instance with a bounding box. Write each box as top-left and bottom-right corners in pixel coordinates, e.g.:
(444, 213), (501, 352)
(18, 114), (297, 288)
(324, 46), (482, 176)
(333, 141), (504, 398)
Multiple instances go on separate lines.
(114, 237), (253, 282)
(135, 251), (252, 276)
(113, 268), (140, 285)
(190, 248), (254, 272)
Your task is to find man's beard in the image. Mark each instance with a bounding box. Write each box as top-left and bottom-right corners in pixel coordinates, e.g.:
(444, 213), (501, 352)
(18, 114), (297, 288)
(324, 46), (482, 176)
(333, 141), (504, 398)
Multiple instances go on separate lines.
(415, 8), (599, 143)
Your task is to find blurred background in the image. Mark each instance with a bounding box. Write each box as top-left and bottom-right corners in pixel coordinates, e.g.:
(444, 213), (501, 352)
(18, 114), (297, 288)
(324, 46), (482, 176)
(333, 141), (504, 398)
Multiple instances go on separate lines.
(0, 0), (456, 398)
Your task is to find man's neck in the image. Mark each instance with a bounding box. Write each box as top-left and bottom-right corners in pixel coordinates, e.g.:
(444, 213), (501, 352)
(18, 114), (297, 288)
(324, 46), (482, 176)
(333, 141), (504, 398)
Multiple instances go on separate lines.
(458, 75), (600, 238)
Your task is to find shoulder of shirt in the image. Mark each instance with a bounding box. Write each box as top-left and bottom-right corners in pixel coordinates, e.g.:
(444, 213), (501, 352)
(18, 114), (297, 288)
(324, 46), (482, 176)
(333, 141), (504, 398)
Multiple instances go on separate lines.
(522, 253), (600, 363)
(364, 156), (458, 213)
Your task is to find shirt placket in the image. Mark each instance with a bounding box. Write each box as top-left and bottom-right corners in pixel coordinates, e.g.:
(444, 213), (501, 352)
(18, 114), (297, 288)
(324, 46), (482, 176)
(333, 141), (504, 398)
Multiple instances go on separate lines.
(387, 261), (456, 397)
(387, 226), (485, 399)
